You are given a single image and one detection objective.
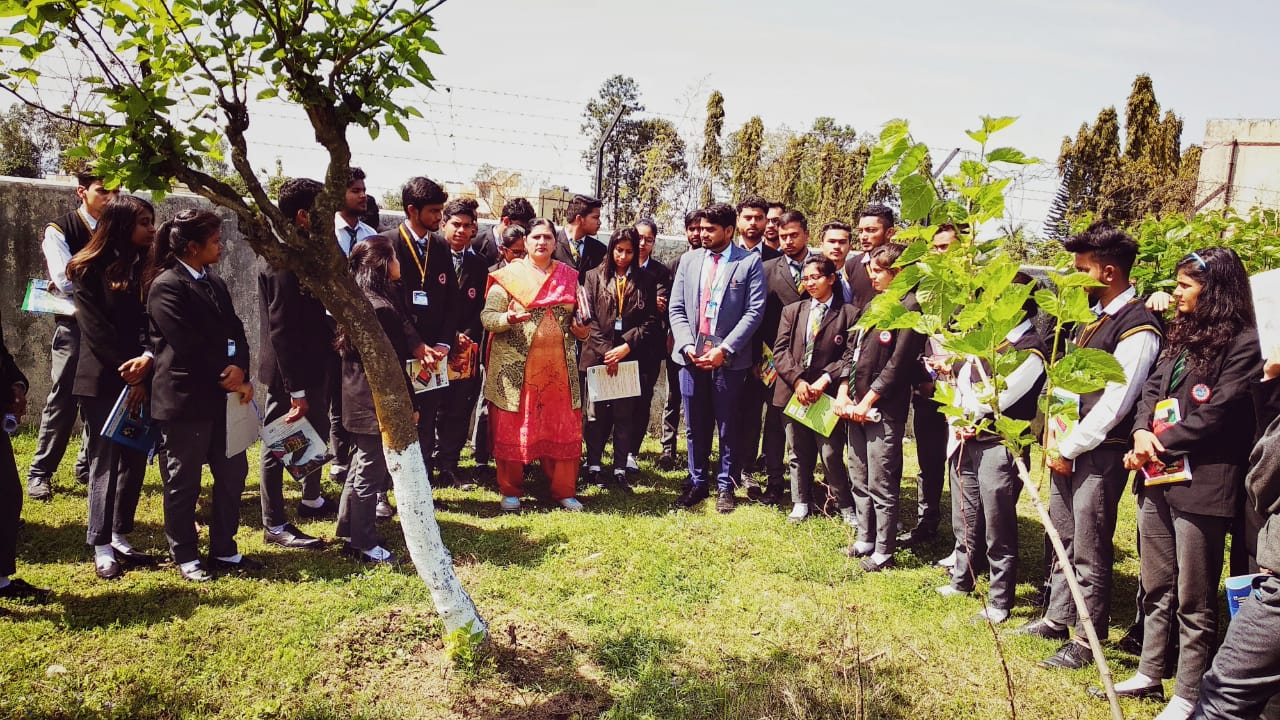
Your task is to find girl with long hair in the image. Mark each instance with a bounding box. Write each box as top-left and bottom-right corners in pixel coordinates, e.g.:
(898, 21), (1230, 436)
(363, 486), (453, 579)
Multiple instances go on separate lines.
(145, 209), (254, 582)
(1114, 247), (1262, 719)
(66, 195), (160, 579)
(335, 238), (417, 563)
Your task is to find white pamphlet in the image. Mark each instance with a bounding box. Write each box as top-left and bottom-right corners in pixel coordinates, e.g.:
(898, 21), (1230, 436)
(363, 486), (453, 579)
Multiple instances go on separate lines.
(225, 393), (261, 458)
(586, 361), (641, 402)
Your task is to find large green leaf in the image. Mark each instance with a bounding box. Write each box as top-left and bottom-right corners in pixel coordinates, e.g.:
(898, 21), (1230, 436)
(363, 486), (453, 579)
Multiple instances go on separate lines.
(1049, 348), (1126, 394)
(986, 147), (1039, 165)
(898, 174), (936, 222)
(863, 135), (909, 192)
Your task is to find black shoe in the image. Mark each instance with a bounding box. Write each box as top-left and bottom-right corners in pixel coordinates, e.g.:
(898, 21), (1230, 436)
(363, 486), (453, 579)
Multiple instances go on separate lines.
(611, 473), (634, 495)
(264, 524), (324, 550)
(341, 543), (395, 565)
(746, 484), (764, 502)
(760, 488), (785, 506)
(673, 484), (709, 510)
(298, 497), (338, 519)
(436, 469), (459, 488)
(1016, 618), (1070, 642)
(859, 555), (895, 573)
(657, 452), (680, 471)
(210, 556), (263, 575)
(1038, 641), (1093, 670)
(1117, 629), (1144, 656)
(897, 527), (938, 548)
(586, 468), (605, 490)
(0, 577), (51, 603)
(95, 559), (123, 580)
(715, 490), (736, 514)
(1086, 683), (1164, 702)
(26, 477), (52, 501)
(179, 562), (213, 583)
(112, 546), (161, 567)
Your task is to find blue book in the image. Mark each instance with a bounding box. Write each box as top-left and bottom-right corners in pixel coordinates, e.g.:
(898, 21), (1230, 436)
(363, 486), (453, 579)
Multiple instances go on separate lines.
(101, 387), (157, 452)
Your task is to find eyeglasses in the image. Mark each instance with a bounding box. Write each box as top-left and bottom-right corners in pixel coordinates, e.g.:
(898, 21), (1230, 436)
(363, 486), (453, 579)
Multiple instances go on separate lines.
(1184, 252), (1207, 271)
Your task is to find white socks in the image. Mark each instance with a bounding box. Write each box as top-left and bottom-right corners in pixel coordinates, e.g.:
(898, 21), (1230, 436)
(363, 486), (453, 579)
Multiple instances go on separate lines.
(853, 541), (874, 556)
(267, 524), (286, 535)
(869, 552), (891, 565)
(110, 533), (134, 553)
(1154, 695), (1193, 720)
(179, 560), (201, 574)
(300, 497), (324, 509)
(364, 546), (392, 561)
(215, 553), (242, 563)
(1115, 673), (1159, 692)
(94, 544), (116, 570)
(789, 503), (809, 519)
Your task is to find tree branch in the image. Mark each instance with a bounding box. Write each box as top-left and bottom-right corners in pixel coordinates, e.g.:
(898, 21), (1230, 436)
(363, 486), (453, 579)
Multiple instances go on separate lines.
(0, 87), (117, 130)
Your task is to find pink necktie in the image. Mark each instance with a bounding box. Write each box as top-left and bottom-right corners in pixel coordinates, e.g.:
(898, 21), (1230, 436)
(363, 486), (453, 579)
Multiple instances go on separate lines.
(698, 252), (721, 336)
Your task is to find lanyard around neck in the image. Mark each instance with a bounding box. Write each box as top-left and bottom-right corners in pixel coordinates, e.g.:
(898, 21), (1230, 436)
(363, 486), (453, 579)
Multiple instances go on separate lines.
(399, 224), (429, 280)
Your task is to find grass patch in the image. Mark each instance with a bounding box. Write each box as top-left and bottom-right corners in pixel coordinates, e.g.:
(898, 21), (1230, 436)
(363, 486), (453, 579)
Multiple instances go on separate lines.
(1, 430), (1161, 719)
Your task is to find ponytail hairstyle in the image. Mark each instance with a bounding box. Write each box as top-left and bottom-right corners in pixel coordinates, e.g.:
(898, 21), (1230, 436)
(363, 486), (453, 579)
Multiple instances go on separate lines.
(1164, 246), (1255, 375)
(66, 195), (154, 292)
(335, 237), (399, 355)
(144, 209), (223, 293)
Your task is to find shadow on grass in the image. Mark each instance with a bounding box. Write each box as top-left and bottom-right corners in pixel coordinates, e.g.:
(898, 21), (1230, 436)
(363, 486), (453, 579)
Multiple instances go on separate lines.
(56, 582), (255, 630)
(440, 517), (570, 568)
(17, 519), (168, 565)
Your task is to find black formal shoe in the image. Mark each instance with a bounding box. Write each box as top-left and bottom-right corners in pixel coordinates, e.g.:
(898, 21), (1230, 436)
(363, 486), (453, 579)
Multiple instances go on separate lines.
(1086, 683), (1164, 702)
(1038, 641), (1093, 670)
(611, 473), (634, 495)
(896, 527), (938, 548)
(1015, 618), (1070, 642)
(586, 468), (605, 490)
(657, 452), (680, 471)
(26, 477), (53, 501)
(179, 562), (212, 583)
(1118, 629), (1145, 656)
(745, 484), (764, 502)
(264, 524), (324, 550)
(210, 556), (263, 575)
(298, 497), (338, 519)
(0, 577), (51, 603)
(760, 488), (786, 506)
(673, 484), (709, 510)
(341, 543), (395, 565)
(436, 469), (459, 488)
(113, 547), (160, 566)
(715, 490), (736, 514)
(859, 555), (895, 572)
(95, 559), (123, 580)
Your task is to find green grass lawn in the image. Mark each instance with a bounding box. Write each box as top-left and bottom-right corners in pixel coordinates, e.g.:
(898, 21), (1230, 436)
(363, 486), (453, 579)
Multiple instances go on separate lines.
(1, 431), (1156, 719)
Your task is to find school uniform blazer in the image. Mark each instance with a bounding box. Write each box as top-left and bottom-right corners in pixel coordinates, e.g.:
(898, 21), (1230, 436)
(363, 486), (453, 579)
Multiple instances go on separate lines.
(341, 294), (415, 436)
(839, 290), (926, 424)
(470, 224), (501, 268)
(759, 255), (809, 359)
(552, 228), (607, 283)
(770, 297), (857, 408)
(843, 252), (877, 311)
(71, 253), (149, 399)
(577, 265), (660, 372)
(383, 223), (459, 349)
(668, 244), (766, 372)
(256, 260), (334, 395)
(1131, 328), (1262, 517)
(635, 259), (672, 363)
(452, 249), (490, 344)
(146, 266), (251, 422)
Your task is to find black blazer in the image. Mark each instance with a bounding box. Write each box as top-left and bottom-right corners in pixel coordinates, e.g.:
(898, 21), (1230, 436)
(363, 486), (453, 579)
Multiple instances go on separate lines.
(72, 253), (149, 399)
(383, 223), (459, 348)
(577, 265), (659, 372)
(341, 293), (415, 436)
(771, 297), (856, 408)
(1, 311), (27, 411)
(1132, 328), (1262, 517)
(839, 290), (925, 424)
(147, 266), (251, 422)
(451, 248), (490, 344)
(471, 224), (501, 268)
(552, 228), (607, 283)
(635, 258), (672, 362)
(758, 255), (810, 360)
(844, 252), (877, 311)
(257, 260), (334, 395)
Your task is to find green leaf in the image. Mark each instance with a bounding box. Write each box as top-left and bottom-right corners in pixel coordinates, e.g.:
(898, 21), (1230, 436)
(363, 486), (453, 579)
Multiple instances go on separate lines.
(892, 143), (928, 182)
(981, 115), (1018, 135)
(862, 135), (909, 192)
(994, 415), (1031, 442)
(896, 239), (930, 268)
(986, 147), (1039, 165)
(256, 87), (278, 101)
(898, 174), (936, 222)
(879, 119), (909, 146)
(1050, 348), (1126, 394)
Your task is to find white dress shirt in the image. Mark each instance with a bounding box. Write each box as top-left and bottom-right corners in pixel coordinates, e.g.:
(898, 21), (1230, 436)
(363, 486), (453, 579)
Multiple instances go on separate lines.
(42, 206), (97, 293)
(335, 213), (378, 256)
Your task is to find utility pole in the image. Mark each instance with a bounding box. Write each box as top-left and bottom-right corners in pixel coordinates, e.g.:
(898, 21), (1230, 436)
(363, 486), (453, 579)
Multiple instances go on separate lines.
(594, 106), (626, 199)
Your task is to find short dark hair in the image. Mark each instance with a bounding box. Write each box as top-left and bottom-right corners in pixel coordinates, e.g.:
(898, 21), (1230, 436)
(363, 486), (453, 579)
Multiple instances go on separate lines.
(566, 194), (602, 223)
(684, 210), (703, 230)
(278, 178), (324, 219)
(500, 224), (527, 249)
(501, 197), (535, 223)
(75, 172), (103, 189)
(347, 167), (366, 189)
(859, 204), (895, 229)
(701, 203), (736, 229)
(869, 242), (906, 268)
(361, 195), (381, 228)
(778, 210), (808, 232)
(401, 176), (448, 211)
(820, 221), (853, 238)
(768, 201), (786, 214)
(1062, 221), (1139, 274)
(736, 195), (769, 214)
(634, 218), (658, 237)
(803, 256), (837, 278)
(443, 197), (478, 221)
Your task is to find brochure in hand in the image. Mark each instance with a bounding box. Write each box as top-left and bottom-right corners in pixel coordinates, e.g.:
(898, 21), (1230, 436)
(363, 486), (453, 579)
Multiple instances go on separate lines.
(758, 344), (778, 387)
(1142, 397), (1192, 486)
(408, 358), (449, 393)
(783, 391), (840, 437)
(260, 414), (331, 480)
(21, 278), (76, 316)
(447, 343), (478, 382)
(101, 386), (157, 452)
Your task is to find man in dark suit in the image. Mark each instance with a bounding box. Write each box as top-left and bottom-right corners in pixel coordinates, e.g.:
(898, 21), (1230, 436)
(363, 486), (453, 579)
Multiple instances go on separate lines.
(764, 201), (785, 251)
(658, 211), (703, 469)
(383, 176), (459, 501)
(471, 197), (535, 267)
(552, 194), (607, 283)
(433, 198), (489, 486)
(844, 204), (897, 312)
(734, 196), (784, 498)
(629, 218), (672, 471)
(1, 311), (50, 601)
(257, 179), (336, 551)
(819, 221), (856, 310)
(669, 203), (766, 513)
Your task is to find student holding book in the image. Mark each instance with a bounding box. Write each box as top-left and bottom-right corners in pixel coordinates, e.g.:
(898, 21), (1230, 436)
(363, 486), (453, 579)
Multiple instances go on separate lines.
(145, 209), (254, 583)
(1100, 248), (1261, 720)
(579, 228), (659, 493)
(335, 239), (422, 563)
(67, 195), (162, 579)
(834, 243), (926, 571)
(770, 256), (857, 525)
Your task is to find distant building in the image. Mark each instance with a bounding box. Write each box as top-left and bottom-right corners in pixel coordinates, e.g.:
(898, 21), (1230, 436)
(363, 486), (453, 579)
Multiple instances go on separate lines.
(1195, 119), (1280, 213)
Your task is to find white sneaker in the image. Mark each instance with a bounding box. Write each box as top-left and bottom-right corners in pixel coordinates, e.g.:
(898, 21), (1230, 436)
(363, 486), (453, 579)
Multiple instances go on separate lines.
(559, 497), (585, 512)
(936, 585), (969, 598)
(936, 551), (957, 569)
(500, 496), (521, 512)
(364, 545), (394, 563)
(788, 503), (810, 523)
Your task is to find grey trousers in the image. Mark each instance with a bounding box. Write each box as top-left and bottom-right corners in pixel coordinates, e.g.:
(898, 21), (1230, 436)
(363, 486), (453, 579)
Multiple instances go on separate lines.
(786, 417), (850, 509)
(911, 393), (949, 533)
(80, 394), (147, 546)
(28, 317), (89, 484)
(949, 438), (1023, 610)
(337, 433), (386, 551)
(159, 417), (249, 564)
(1045, 445), (1128, 639)
(847, 417), (906, 555)
(1192, 575), (1280, 719)
(1138, 491), (1230, 702)
(660, 359), (682, 455)
(259, 379), (329, 528)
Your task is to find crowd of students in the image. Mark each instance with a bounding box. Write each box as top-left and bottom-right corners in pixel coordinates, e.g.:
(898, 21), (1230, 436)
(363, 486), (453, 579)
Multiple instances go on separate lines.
(2, 169), (1279, 720)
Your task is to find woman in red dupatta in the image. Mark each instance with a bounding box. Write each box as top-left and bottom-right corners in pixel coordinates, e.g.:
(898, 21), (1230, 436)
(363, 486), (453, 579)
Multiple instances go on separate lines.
(481, 219), (590, 511)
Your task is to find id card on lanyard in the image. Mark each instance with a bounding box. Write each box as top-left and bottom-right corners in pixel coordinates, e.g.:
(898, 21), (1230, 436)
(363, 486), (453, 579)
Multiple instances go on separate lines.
(399, 224), (429, 282)
(704, 255), (730, 328)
